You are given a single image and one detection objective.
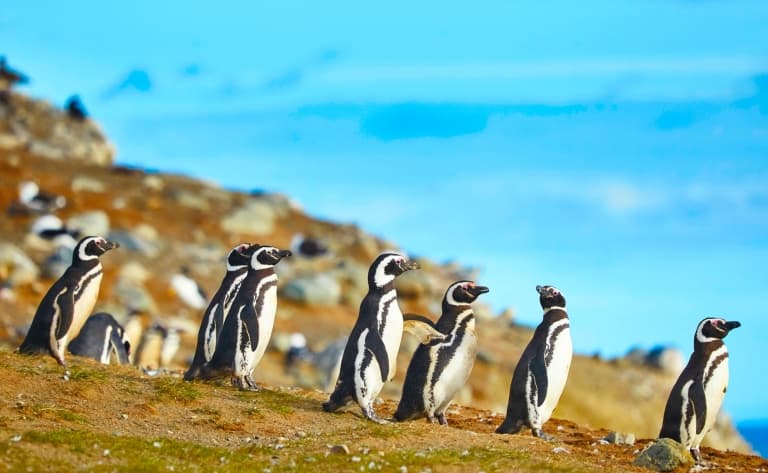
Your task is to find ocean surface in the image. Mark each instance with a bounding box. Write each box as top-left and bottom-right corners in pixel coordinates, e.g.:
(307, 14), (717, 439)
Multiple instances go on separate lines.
(739, 421), (768, 458)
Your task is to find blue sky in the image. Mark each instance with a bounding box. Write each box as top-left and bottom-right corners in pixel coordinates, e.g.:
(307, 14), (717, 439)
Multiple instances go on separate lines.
(2, 1), (767, 421)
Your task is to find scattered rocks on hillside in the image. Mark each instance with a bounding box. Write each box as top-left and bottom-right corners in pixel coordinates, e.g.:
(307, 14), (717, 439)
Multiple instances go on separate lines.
(142, 175), (164, 192)
(172, 189), (210, 211)
(0, 92), (114, 165)
(108, 228), (159, 257)
(395, 269), (437, 299)
(633, 438), (693, 472)
(0, 243), (39, 286)
(67, 210), (110, 237)
(220, 198), (276, 236)
(41, 246), (73, 280)
(282, 273), (342, 306)
(71, 175), (106, 193)
(113, 277), (157, 314)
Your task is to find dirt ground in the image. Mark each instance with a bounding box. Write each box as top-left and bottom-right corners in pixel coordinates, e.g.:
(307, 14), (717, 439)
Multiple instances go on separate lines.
(0, 351), (765, 473)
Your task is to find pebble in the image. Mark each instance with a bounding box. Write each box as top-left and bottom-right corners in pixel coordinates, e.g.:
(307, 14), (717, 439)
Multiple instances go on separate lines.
(11, 435), (21, 443)
(328, 444), (350, 455)
(552, 447), (570, 454)
(351, 456), (361, 463)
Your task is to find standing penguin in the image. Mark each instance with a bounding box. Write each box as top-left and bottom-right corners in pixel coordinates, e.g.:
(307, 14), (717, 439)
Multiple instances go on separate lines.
(185, 243), (255, 381)
(201, 245), (291, 389)
(68, 312), (131, 364)
(659, 317), (740, 463)
(17, 236), (119, 369)
(322, 251), (419, 423)
(496, 285), (572, 438)
(395, 280), (489, 425)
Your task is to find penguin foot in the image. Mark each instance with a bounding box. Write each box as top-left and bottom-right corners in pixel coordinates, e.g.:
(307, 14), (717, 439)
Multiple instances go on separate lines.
(691, 447), (703, 464)
(62, 369), (71, 382)
(232, 376), (260, 391)
(532, 428), (553, 441)
(495, 419), (524, 434)
(436, 413), (448, 426)
(363, 406), (389, 424)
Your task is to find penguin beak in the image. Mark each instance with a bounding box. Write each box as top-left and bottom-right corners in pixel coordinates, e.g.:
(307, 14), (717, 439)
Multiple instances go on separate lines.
(401, 260), (420, 272)
(724, 321), (741, 332)
(471, 285), (490, 296)
(101, 240), (119, 251)
(535, 285), (545, 295)
(277, 249), (292, 259)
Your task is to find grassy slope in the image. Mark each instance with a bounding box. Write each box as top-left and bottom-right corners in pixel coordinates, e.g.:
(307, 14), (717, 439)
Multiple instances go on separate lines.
(1, 351), (766, 473)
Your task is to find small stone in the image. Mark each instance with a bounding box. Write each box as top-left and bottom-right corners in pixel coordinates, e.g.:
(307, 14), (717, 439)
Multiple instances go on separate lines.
(103, 449), (110, 456)
(71, 175), (106, 193)
(633, 438), (693, 472)
(120, 413), (128, 420)
(552, 447), (570, 454)
(11, 435), (21, 442)
(153, 441), (161, 448)
(328, 444), (350, 455)
(351, 456), (361, 463)
(398, 467), (408, 473)
(603, 431), (636, 446)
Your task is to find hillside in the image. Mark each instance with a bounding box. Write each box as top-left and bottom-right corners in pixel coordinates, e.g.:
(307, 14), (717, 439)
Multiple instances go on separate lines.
(1, 352), (766, 473)
(0, 89), (761, 471)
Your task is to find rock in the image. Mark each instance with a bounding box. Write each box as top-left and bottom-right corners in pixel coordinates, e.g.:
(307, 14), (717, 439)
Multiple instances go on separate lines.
(119, 261), (151, 284)
(173, 190), (210, 211)
(624, 347), (648, 365)
(646, 346), (685, 375)
(395, 270), (437, 299)
(42, 246), (73, 280)
(327, 444), (349, 455)
(282, 274), (342, 306)
(67, 210), (110, 237)
(603, 431), (636, 446)
(113, 278), (157, 313)
(108, 229), (158, 257)
(142, 175), (164, 191)
(633, 438), (693, 471)
(0, 243), (39, 286)
(220, 199), (276, 235)
(71, 175), (106, 193)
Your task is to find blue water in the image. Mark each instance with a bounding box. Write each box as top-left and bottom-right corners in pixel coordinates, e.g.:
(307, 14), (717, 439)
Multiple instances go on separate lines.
(739, 422), (768, 458)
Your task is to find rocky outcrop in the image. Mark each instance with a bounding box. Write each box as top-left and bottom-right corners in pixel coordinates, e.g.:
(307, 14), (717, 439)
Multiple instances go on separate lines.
(0, 92), (114, 166)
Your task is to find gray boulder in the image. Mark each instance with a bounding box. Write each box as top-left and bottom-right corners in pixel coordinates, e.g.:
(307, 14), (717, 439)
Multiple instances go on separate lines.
(633, 438), (693, 471)
(67, 210), (110, 237)
(42, 246), (74, 280)
(646, 346), (685, 375)
(282, 273), (341, 306)
(220, 198), (276, 235)
(0, 243), (39, 286)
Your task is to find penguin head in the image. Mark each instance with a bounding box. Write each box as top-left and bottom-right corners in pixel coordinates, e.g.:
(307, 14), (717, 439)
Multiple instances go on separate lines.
(73, 236), (119, 263)
(369, 251), (420, 288)
(696, 317), (741, 343)
(250, 245), (292, 270)
(445, 280), (490, 306)
(536, 285), (566, 310)
(226, 243), (256, 271)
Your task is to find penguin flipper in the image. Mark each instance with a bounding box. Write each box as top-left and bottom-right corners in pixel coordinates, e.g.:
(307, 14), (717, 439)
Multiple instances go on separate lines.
(690, 379), (707, 435)
(243, 304), (260, 351)
(366, 329), (389, 382)
(54, 286), (75, 340)
(403, 313), (445, 345)
(530, 344), (549, 408)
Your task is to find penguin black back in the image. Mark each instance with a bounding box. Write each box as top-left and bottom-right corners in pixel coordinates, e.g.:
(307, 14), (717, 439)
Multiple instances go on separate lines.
(68, 312), (131, 364)
(658, 317), (740, 461)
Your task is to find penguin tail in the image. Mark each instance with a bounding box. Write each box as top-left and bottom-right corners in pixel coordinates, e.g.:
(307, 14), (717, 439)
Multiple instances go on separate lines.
(495, 418), (525, 434)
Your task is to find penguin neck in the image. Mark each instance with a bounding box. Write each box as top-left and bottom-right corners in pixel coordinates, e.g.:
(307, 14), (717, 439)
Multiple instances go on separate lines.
(542, 306), (568, 322)
(370, 280), (395, 293)
(438, 303), (473, 331)
(694, 338), (725, 356)
(245, 267), (275, 282)
(71, 257), (101, 273)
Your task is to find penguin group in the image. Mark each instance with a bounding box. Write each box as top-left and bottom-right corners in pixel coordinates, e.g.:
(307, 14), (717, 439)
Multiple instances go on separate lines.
(15, 233), (741, 465)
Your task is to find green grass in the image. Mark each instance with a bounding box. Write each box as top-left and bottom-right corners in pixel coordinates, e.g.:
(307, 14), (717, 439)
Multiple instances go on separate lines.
(152, 377), (202, 403)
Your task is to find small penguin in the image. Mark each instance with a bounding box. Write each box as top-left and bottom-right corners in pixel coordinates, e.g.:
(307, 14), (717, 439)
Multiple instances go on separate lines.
(496, 285), (572, 439)
(170, 267), (207, 310)
(323, 251), (420, 423)
(65, 95), (88, 121)
(185, 243), (255, 381)
(201, 245), (291, 389)
(18, 181), (67, 214)
(394, 280), (489, 425)
(135, 323), (182, 373)
(289, 233), (330, 258)
(30, 214), (79, 246)
(284, 334), (347, 393)
(68, 312), (131, 364)
(659, 317), (741, 463)
(17, 236), (119, 368)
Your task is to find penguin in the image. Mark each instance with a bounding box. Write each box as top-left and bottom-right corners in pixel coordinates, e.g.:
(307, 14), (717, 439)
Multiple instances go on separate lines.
(322, 251), (420, 423)
(170, 267), (207, 310)
(65, 95), (88, 121)
(184, 243), (255, 381)
(284, 334), (347, 393)
(289, 233), (330, 259)
(201, 245), (291, 389)
(18, 181), (67, 214)
(659, 317), (741, 463)
(394, 280), (489, 425)
(68, 312), (131, 364)
(17, 236), (119, 369)
(134, 323), (182, 373)
(496, 285), (572, 439)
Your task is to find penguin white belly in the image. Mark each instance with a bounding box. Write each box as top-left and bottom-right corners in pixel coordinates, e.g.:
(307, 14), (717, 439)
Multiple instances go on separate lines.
(431, 331), (477, 412)
(71, 269), (103, 339)
(694, 348), (729, 447)
(539, 326), (572, 424)
(354, 328), (384, 403)
(245, 285), (278, 371)
(379, 292), (403, 381)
